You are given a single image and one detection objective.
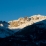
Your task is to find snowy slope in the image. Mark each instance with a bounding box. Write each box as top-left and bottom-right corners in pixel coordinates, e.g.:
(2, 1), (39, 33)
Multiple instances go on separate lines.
(8, 14), (46, 29)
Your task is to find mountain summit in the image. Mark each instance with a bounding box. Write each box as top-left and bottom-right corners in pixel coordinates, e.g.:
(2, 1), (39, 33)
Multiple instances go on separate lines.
(8, 14), (46, 29)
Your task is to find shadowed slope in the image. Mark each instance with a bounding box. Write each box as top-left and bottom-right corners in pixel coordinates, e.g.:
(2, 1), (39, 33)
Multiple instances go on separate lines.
(0, 20), (46, 46)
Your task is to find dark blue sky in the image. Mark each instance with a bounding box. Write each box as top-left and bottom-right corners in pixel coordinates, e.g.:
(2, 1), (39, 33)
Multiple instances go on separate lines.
(0, 0), (46, 21)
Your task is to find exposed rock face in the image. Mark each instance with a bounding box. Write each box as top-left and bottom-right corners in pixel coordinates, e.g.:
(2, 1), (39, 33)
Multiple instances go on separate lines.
(9, 21), (19, 27)
(8, 15), (46, 28)
(8, 17), (29, 27)
(30, 15), (46, 20)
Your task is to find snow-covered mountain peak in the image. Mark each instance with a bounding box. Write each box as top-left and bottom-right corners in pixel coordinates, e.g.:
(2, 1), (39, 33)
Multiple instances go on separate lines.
(8, 15), (46, 29)
(0, 14), (46, 29)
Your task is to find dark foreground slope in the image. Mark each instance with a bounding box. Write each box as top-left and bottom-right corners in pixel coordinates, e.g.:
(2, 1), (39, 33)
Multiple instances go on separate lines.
(0, 20), (46, 46)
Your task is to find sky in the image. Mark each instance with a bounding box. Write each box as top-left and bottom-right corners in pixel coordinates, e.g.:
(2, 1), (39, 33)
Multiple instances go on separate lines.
(0, 0), (46, 21)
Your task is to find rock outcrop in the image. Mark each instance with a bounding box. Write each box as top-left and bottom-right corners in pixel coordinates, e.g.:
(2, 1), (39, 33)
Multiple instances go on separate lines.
(8, 15), (46, 28)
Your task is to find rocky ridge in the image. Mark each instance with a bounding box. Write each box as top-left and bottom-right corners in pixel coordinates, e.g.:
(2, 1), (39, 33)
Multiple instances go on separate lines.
(8, 15), (46, 29)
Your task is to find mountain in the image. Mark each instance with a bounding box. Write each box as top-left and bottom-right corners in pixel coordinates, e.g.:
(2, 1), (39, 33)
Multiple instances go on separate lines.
(8, 14), (46, 29)
(9, 19), (46, 46)
(0, 19), (46, 46)
(0, 14), (46, 46)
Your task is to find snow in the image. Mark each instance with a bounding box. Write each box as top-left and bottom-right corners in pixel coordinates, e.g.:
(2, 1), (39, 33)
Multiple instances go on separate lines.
(0, 24), (3, 27)
(8, 19), (46, 29)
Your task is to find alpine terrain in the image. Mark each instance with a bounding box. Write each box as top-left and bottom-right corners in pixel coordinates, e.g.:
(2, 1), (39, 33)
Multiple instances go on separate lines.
(0, 14), (46, 46)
